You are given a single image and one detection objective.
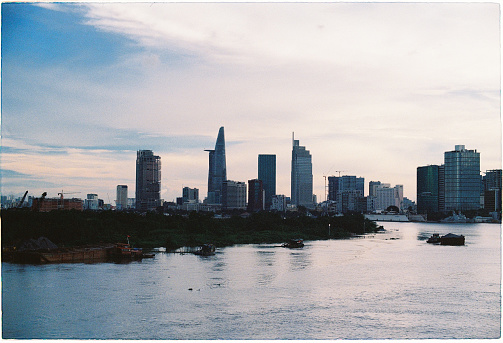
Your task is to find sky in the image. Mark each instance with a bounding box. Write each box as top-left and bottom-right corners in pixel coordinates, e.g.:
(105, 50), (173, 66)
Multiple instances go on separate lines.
(1, 1), (501, 204)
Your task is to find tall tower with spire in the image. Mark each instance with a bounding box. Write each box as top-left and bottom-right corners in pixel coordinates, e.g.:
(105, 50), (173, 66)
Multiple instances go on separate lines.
(205, 127), (227, 204)
(291, 132), (313, 208)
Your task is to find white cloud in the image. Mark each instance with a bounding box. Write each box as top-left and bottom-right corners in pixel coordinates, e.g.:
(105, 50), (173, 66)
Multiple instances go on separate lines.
(2, 2), (500, 202)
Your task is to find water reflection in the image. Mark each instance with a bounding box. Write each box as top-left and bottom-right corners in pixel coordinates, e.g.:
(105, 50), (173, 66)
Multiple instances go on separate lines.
(2, 223), (500, 340)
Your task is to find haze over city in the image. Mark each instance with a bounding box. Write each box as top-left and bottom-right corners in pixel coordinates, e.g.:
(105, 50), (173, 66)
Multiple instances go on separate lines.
(2, 2), (501, 203)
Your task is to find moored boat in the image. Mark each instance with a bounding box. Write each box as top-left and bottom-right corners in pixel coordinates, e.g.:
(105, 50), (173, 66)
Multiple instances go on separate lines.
(194, 244), (216, 256)
(426, 233), (441, 244)
(282, 239), (304, 248)
(109, 243), (143, 260)
(440, 233), (465, 246)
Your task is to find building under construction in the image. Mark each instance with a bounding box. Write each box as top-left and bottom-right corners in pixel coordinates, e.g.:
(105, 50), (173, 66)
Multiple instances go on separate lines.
(31, 197), (83, 212)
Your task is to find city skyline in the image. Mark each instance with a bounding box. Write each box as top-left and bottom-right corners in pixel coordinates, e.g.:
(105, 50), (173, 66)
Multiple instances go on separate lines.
(1, 2), (501, 203)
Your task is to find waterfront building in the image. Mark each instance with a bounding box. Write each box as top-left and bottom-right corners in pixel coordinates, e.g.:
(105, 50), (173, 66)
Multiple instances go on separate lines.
(270, 194), (287, 212)
(484, 169), (502, 191)
(444, 145), (481, 212)
(222, 180), (246, 210)
(328, 175), (365, 213)
(205, 127), (227, 205)
(258, 154), (276, 209)
(403, 197), (416, 212)
(371, 184), (403, 212)
(248, 179), (265, 212)
(438, 165), (445, 212)
(417, 165), (440, 214)
(182, 187), (199, 203)
(135, 150), (161, 212)
(116, 185), (128, 211)
(85, 194), (99, 210)
(291, 133), (313, 208)
(368, 181), (382, 197)
(483, 169), (502, 212)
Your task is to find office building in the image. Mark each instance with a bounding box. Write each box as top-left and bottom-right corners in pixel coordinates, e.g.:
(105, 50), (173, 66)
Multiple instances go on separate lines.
(270, 194), (287, 212)
(222, 180), (246, 210)
(417, 165), (439, 214)
(248, 179), (265, 212)
(483, 169), (502, 212)
(182, 187), (199, 203)
(135, 150), (161, 211)
(116, 185), (128, 211)
(85, 194), (99, 210)
(258, 154), (276, 209)
(205, 127), (227, 204)
(438, 165), (445, 212)
(328, 175), (365, 213)
(291, 133), (313, 208)
(369, 181), (382, 197)
(444, 145), (480, 211)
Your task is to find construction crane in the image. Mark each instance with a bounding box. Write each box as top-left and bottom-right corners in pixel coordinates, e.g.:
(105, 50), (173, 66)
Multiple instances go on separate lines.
(57, 190), (81, 210)
(17, 191), (29, 208)
(334, 170), (347, 177)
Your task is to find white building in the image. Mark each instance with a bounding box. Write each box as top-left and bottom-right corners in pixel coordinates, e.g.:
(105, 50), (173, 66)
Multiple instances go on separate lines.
(116, 185), (128, 210)
(222, 180), (247, 210)
(370, 184), (404, 212)
(85, 194), (99, 210)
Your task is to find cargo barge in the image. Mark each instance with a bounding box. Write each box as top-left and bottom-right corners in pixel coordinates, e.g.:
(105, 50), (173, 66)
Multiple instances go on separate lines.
(4, 246), (113, 264)
(3, 237), (153, 264)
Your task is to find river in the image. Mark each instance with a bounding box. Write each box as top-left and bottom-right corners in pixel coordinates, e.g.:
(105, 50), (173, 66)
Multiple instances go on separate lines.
(2, 222), (501, 339)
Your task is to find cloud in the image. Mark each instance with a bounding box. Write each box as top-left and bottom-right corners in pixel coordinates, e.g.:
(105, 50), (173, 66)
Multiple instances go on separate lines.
(1, 2), (500, 202)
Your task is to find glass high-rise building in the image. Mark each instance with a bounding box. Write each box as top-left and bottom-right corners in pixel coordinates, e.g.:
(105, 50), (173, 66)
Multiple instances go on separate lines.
(205, 127), (227, 205)
(258, 154), (276, 209)
(291, 133), (313, 208)
(416, 165), (439, 214)
(328, 175), (365, 213)
(328, 176), (365, 201)
(248, 179), (264, 212)
(135, 150), (161, 211)
(444, 145), (481, 211)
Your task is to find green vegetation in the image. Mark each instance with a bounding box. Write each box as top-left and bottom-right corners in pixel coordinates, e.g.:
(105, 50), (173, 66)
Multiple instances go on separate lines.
(2, 209), (380, 250)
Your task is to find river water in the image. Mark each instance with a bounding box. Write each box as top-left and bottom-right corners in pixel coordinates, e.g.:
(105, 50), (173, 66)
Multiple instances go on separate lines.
(2, 222), (501, 339)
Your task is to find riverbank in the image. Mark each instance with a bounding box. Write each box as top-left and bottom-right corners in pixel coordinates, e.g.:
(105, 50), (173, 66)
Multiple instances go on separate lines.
(2, 209), (380, 251)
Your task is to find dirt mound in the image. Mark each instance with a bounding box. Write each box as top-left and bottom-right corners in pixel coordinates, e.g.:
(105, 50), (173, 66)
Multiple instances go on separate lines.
(18, 237), (58, 251)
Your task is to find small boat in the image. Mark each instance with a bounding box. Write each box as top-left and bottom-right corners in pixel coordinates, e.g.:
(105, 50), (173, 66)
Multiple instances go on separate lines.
(426, 233), (441, 244)
(282, 239), (304, 248)
(439, 233), (465, 246)
(110, 243), (144, 260)
(194, 244), (216, 256)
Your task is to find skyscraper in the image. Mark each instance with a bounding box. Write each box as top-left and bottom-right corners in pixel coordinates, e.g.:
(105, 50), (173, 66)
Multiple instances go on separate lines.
(116, 185), (128, 211)
(444, 145), (480, 211)
(135, 150), (161, 212)
(205, 127), (227, 204)
(417, 165), (440, 214)
(258, 154), (276, 209)
(291, 133), (313, 208)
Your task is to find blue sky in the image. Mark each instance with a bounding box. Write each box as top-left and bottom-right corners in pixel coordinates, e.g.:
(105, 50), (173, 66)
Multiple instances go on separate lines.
(1, 2), (501, 203)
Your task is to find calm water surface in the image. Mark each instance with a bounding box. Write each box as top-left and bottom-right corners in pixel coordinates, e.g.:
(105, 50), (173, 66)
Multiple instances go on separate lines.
(2, 222), (501, 339)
